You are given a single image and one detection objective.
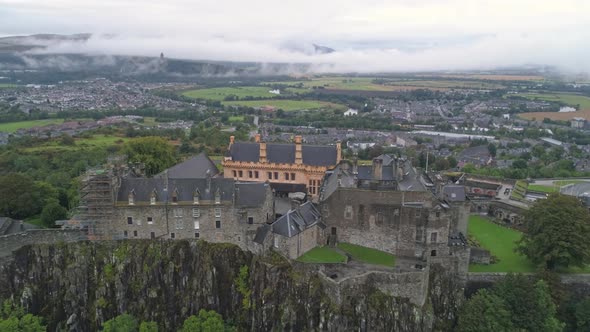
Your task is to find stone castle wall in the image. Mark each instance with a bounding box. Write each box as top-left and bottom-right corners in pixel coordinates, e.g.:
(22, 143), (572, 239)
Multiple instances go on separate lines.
(0, 229), (87, 259)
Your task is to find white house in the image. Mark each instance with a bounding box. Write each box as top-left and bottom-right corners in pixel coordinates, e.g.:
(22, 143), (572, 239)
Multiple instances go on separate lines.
(269, 89), (281, 95)
(344, 108), (358, 116)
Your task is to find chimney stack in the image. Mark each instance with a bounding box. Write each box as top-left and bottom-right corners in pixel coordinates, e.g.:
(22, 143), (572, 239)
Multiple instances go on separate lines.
(260, 141), (267, 163)
(295, 135), (303, 164)
(255, 134), (261, 143)
(229, 135), (235, 145)
(336, 141), (342, 163)
(372, 158), (383, 181)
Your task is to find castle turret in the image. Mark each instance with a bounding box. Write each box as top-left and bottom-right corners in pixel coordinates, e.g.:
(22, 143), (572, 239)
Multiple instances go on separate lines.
(260, 141), (267, 163)
(295, 135), (303, 164)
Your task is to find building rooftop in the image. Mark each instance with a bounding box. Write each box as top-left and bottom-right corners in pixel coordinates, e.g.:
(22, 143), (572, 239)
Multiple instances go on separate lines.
(228, 142), (337, 167)
(154, 152), (218, 179)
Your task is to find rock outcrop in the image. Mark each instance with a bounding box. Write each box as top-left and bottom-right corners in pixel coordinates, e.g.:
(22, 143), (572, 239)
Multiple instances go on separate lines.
(0, 240), (463, 331)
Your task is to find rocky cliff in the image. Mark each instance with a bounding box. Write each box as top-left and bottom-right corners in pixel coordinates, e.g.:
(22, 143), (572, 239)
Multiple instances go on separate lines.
(0, 240), (463, 331)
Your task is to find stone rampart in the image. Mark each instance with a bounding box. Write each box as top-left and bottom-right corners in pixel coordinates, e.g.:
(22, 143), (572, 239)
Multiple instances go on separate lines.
(0, 229), (87, 259)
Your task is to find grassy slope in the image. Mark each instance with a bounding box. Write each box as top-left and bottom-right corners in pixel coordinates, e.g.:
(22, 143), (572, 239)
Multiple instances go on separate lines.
(24, 135), (129, 152)
(297, 246), (346, 263)
(518, 92), (590, 110)
(528, 184), (558, 193)
(0, 119), (65, 133)
(468, 215), (536, 272)
(337, 242), (396, 267)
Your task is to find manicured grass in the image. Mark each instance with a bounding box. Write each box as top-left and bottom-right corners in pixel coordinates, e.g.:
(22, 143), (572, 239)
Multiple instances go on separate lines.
(182, 86), (278, 101)
(468, 215), (536, 272)
(510, 180), (528, 200)
(0, 119), (65, 133)
(528, 184), (558, 193)
(337, 242), (396, 267)
(297, 246), (347, 263)
(24, 216), (47, 229)
(228, 116), (244, 122)
(224, 99), (345, 111)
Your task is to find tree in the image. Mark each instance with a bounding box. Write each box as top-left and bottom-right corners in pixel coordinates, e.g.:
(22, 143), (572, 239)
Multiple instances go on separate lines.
(0, 300), (45, 332)
(517, 194), (590, 270)
(447, 156), (458, 168)
(574, 297), (590, 331)
(0, 173), (43, 219)
(124, 137), (177, 177)
(456, 289), (514, 332)
(487, 143), (497, 157)
(60, 134), (75, 146)
(40, 201), (68, 227)
(102, 313), (139, 332)
(180, 309), (231, 332)
(139, 321), (158, 332)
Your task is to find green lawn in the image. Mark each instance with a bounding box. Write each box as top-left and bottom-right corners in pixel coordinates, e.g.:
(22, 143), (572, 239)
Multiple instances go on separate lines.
(182, 86), (279, 101)
(297, 246), (347, 263)
(517, 92), (590, 110)
(24, 216), (47, 228)
(337, 242), (396, 267)
(527, 184), (558, 193)
(554, 180), (585, 186)
(0, 119), (65, 133)
(468, 215), (536, 272)
(0, 83), (18, 88)
(228, 116), (244, 122)
(469, 215), (590, 273)
(223, 99), (345, 111)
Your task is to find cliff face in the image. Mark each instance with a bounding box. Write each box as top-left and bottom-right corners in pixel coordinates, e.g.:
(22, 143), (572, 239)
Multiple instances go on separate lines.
(0, 240), (462, 331)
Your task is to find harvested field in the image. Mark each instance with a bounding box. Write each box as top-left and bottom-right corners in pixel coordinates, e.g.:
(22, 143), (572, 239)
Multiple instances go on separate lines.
(519, 109), (590, 121)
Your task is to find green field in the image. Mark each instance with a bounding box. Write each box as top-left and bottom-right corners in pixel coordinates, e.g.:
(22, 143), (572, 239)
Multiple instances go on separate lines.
(228, 116), (244, 122)
(517, 93), (590, 110)
(0, 83), (18, 88)
(297, 246), (347, 263)
(224, 99), (345, 111)
(24, 135), (130, 152)
(468, 215), (536, 272)
(0, 119), (66, 133)
(182, 86), (307, 101)
(528, 184), (558, 193)
(337, 242), (396, 267)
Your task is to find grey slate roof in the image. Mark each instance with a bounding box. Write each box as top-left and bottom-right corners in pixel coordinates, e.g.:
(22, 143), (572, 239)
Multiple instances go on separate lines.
(154, 153), (219, 179)
(253, 225), (270, 244)
(357, 165), (396, 181)
(442, 185), (466, 202)
(271, 202), (321, 238)
(229, 142), (337, 166)
(117, 177), (268, 208)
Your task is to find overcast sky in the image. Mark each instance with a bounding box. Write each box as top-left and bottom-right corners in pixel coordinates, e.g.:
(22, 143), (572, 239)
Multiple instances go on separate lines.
(1, 0), (589, 72)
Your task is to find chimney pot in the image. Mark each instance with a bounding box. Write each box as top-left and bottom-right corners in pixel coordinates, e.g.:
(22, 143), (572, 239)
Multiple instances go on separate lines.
(255, 134), (261, 143)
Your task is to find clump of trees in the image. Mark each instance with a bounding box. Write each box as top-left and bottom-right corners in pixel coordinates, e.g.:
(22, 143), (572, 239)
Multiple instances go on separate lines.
(0, 300), (45, 332)
(101, 309), (233, 332)
(124, 136), (177, 177)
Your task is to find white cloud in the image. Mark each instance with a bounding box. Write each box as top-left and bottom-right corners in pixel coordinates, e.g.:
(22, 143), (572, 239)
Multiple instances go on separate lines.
(1, 0), (589, 72)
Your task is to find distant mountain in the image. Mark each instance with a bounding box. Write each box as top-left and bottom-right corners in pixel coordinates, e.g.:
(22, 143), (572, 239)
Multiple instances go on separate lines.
(312, 44), (335, 54)
(0, 33), (91, 52)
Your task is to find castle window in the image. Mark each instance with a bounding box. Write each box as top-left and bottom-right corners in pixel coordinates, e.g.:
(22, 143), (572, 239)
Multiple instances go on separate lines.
(133, 230), (138, 237)
(255, 171), (259, 179)
(344, 205), (353, 219)
(238, 170), (243, 178)
(273, 172), (278, 179)
(415, 228), (423, 242)
(248, 217), (254, 224)
(274, 237), (279, 248)
(195, 232), (200, 238)
(215, 190), (221, 204)
(415, 209), (422, 218)
(215, 220), (221, 229)
(127, 217), (133, 225)
(136, 218), (142, 226)
(150, 192), (156, 205)
(233, 170), (237, 178)
(377, 212), (384, 224)
(175, 219), (184, 230)
(267, 172), (272, 179)
(284, 172), (289, 180)
(174, 208), (183, 217)
(431, 250), (437, 257)
(215, 208), (221, 218)
(123, 231), (128, 238)
(430, 232), (438, 243)
(128, 192), (134, 205)
(192, 208), (200, 218)
(147, 217), (153, 225)
(435, 211), (440, 218)
(172, 190), (178, 204)
(194, 221), (200, 230)
(150, 232), (155, 239)
(290, 173), (296, 181)
(248, 170), (253, 178)
(170, 233), (175, 239)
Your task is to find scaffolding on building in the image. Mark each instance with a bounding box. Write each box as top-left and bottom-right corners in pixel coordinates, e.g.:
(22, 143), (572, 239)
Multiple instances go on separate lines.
(78, 168), (115, 240)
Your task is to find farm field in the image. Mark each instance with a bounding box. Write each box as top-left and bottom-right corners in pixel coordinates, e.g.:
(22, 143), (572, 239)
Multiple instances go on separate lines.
(0, 119), (65, 133)
(519, 109), (590, 122)
(182, 86), (305, 101)
(337, 242), (396, 267)
(223, 99), (345, 111)
(0, 83), (18, 88)
(418, 74), (544, 81)
(517, 93), (590, 121)
(468, 215), (590, 273)
(297, 246), (346, 263)
(24, 135), (130, 152)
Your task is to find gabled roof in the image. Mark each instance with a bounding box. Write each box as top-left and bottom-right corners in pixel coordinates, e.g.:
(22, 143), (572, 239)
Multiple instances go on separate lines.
(154, 153), (218, 179)
(442, 185), (466, 202)
(271, 202), (321, 238)
(228, 142), (337, 167)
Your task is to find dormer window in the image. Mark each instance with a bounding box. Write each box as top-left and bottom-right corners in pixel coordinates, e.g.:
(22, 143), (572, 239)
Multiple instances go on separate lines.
(128, 191), (135, 205)
(150, 191), (157, 205)
(193, 189), (200, 205)
(215, 188), (221, 204)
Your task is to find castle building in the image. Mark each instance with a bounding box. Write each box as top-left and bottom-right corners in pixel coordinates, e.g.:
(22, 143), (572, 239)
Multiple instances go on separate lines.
(222, 134), (341, 198)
